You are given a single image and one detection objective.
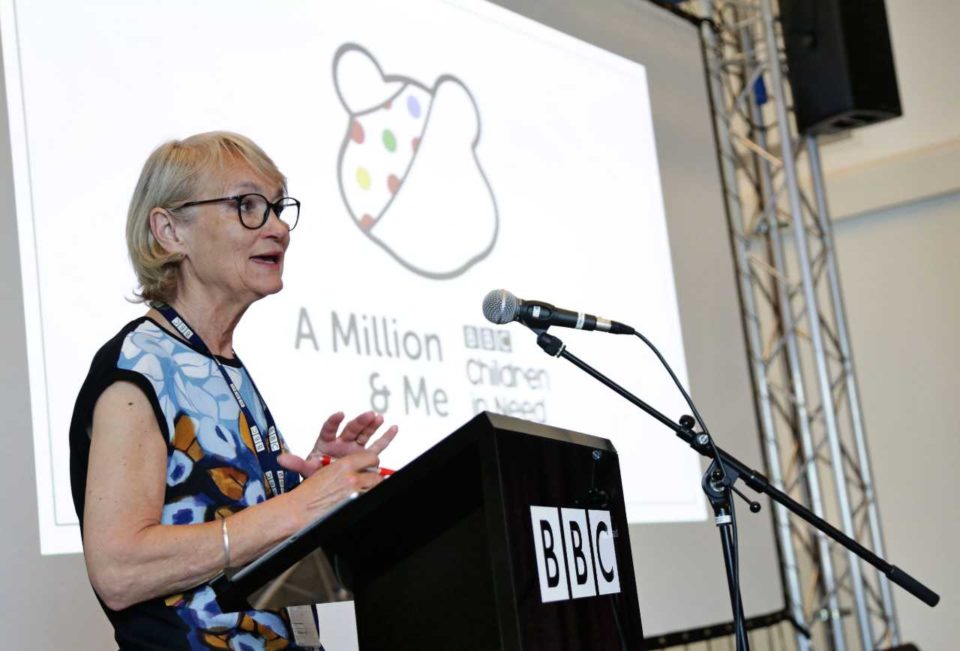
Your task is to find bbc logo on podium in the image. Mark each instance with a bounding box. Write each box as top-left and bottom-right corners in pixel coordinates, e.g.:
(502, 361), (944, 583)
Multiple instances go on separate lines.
(530, 505), (622, 603)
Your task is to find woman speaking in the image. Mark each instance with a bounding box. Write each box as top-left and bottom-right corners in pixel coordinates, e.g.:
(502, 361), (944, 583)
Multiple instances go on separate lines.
(69, 131), (396, 650)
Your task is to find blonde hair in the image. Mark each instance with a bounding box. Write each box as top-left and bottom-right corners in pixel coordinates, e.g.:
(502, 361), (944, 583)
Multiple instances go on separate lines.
(126, 131), (286, 304)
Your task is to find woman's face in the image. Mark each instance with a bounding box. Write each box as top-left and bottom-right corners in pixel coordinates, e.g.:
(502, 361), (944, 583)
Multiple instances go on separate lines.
(177, 162), (290, 306)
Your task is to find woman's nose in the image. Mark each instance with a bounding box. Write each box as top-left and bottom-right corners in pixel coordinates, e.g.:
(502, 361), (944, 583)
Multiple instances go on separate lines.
(263, 208), (291, 237)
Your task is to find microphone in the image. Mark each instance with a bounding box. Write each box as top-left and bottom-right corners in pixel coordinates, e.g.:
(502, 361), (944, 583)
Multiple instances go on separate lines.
(482, 289), (635, 335)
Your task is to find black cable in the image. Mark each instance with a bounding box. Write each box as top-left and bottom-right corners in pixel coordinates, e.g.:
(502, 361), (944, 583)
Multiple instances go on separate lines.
(631, 330), (749, 649)
(632, 332), (729, 486)
(632, 331), (710, 435)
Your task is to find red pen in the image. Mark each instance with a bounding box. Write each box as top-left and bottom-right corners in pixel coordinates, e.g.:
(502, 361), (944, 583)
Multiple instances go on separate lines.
(319, 454), (395, 477)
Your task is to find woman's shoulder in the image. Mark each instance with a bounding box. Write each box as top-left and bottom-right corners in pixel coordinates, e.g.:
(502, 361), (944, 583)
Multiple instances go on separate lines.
(78, 316), (205, 408)
(116, 317), (182, 365)
(84, 317), (175, 375)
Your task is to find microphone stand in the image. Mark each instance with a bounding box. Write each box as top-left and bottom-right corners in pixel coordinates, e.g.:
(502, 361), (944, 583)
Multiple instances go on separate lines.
(529, 327), (939, 650)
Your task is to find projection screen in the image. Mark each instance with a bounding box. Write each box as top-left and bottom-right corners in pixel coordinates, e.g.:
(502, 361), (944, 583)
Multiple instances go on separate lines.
(0, 0), (785, 636)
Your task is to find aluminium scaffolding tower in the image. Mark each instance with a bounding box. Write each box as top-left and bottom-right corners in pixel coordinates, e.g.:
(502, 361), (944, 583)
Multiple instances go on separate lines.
(688, 0), (899, 649)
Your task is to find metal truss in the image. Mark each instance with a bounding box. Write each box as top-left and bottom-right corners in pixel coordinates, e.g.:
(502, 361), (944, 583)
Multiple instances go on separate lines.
(680, 0), (900, 648)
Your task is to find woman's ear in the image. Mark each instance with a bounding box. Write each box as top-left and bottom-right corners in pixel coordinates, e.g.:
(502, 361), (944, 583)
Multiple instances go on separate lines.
(149, 207), (187, 255)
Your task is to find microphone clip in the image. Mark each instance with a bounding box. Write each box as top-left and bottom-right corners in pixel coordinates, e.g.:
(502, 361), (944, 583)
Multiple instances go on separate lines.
(526, 324), (566, 357)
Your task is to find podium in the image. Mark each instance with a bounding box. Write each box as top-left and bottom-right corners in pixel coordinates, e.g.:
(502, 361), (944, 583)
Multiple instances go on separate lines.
(211, 412), (644, 650)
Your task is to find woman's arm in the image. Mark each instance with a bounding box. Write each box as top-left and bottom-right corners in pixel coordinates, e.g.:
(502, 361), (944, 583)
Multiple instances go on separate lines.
(83, 380), (381, 611)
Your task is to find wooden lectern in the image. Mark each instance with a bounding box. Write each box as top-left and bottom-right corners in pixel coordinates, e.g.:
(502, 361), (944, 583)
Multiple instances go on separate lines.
(211, 412), (643, 650)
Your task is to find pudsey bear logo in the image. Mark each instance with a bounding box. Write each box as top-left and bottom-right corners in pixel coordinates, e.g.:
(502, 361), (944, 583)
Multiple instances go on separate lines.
(334, 43), (499, 279)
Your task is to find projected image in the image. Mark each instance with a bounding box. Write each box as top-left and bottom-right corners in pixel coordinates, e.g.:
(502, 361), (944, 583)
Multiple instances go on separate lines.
(334, 43), (499, 279)
(2, 0), (704, 555)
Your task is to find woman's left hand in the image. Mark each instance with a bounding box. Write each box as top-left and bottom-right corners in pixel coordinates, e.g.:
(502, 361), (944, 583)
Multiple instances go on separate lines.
(278, 411), (398, 478)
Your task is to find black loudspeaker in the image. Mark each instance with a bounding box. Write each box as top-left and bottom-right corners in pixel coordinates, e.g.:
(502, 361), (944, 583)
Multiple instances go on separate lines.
(779, 0), (902, 135)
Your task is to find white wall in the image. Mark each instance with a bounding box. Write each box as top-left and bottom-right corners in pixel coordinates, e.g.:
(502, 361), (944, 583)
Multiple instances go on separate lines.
(830, 191), (960, 649)
(813, 2), (960, 645)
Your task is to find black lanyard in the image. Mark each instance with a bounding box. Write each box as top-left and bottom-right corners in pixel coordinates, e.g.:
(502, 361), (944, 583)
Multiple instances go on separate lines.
(156, 304), (299, 497)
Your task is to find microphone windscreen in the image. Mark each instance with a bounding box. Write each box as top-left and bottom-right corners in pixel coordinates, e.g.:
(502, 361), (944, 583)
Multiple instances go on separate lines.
(482, 289), (518, 324)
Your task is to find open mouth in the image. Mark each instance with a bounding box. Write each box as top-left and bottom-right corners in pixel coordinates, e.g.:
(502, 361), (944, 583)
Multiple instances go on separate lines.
(250, 254), (282, 265)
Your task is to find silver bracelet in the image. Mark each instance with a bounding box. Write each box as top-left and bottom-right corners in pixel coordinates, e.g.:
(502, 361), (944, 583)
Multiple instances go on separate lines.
(221, 516), (232, 571)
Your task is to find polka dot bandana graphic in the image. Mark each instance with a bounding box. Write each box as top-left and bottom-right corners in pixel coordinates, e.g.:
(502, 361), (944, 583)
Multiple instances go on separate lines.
(407, 95), (422, 118)
(382, 129), (397, 152)
(334, 43), (499, 279)
(356, 167), (371, 190)
(350, 120), (365, 143)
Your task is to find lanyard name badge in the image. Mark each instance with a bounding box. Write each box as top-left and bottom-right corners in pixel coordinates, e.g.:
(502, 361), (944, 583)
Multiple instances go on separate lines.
(156, 304), (300, 497)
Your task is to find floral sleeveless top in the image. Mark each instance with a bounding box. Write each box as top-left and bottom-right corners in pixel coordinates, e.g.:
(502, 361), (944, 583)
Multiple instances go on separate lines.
(70, 317), (314, 650)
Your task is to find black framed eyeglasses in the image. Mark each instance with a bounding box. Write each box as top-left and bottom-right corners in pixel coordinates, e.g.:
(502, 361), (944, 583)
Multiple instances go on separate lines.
(172, 193), (300, 231)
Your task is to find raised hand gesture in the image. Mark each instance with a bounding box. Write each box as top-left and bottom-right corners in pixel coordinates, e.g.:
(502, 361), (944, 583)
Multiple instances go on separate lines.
(278, 411), (398, 479)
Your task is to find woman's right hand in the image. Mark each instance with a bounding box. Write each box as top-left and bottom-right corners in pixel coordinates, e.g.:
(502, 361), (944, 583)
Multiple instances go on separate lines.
(286, 449), (383, 528)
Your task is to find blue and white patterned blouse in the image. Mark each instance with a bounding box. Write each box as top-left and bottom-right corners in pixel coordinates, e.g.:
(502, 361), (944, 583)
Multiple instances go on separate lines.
(70, 317), (313, 651)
